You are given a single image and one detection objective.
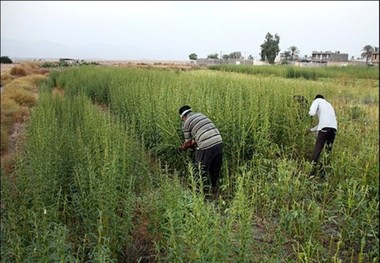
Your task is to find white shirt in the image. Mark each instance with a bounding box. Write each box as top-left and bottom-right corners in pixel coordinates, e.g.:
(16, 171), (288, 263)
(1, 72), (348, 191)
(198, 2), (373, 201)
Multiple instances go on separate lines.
(309, 98), (338, 131)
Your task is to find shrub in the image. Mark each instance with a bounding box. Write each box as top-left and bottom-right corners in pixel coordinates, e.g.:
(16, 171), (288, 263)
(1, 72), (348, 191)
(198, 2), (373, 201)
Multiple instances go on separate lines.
(9, 62), (43, 76)
(10, 66), (27, 76)
(41, 62), (59, 68)
(21, 61), (40, 71)
(80, 61), (99, 66)
(0, 56), (13, 64)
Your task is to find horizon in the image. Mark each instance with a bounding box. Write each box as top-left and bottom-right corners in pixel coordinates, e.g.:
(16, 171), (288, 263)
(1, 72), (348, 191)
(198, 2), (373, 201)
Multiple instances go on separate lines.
(1, 1), (379, 61)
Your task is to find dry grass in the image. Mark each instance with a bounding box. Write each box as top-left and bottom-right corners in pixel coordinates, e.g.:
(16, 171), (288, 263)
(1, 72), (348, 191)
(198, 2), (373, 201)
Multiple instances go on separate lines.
(8, 62), (49, 76)
(8, 88), (37, 107)
(9, 66), (28, 76)
(6, 74), (46, 93)
(1, 72), (17, 86)
(1, 62), (48, 168)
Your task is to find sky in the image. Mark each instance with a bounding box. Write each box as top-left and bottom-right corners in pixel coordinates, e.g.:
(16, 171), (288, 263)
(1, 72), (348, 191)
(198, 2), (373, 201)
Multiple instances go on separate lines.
(1, 1), (379, 61)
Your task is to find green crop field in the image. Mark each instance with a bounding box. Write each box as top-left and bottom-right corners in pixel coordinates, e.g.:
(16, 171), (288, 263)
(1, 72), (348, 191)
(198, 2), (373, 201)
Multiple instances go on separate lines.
(1, 65), (378, 262)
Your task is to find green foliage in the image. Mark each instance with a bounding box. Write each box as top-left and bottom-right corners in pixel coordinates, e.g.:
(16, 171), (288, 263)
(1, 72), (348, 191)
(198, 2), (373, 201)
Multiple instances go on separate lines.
(41, 61), (59, 68)
(80, 61), (99, 66)
(361, 45), (374, 65)
(260, 32), (280, 64)
(228, 51), (243, 59)
(207, 53), (219, 59)
(286, 67), (318, 80)
(0, 56), (13, 64)
(188, 53), (198, 60)
(288, 46), (300, 61)
(1, 89), (154, 261)
(2, 65), (378, 262)
(283, 51), (291, 61)
(349, 105), (365, 120)
(209, 64), (379, 80)
(44, 70), (60, 88)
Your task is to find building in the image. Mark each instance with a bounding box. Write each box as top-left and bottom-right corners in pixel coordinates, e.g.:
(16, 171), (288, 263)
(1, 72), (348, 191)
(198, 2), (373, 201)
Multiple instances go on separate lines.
(371, 52), (379, 65)
(59, 58), (79, 65)
(195, 58), (254, 66)
(311, 51), (348, 63)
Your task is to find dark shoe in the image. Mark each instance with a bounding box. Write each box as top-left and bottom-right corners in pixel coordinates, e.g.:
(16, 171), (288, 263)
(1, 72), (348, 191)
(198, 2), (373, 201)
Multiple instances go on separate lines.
(213, 188), (219, 199)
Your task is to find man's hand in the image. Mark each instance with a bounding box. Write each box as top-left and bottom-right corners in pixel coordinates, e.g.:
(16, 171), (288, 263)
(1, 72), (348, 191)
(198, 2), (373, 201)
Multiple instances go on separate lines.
(179, 140), (196, 151)
(177, 146), (186, 152)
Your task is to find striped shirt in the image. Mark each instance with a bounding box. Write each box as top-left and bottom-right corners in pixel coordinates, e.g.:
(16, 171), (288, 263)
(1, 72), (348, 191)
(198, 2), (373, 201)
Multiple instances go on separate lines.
(182, 112), (222, 150)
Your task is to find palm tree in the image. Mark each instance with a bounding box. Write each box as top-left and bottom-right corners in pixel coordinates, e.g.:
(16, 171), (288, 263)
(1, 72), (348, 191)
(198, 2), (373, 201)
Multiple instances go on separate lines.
(361, 45), (374, 65)
(284, 51), (291, 61)
(288, 46), (300, 61)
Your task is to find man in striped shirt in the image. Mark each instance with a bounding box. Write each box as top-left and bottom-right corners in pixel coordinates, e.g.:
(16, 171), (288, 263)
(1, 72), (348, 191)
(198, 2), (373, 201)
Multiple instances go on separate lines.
(178, 105), (223, 195)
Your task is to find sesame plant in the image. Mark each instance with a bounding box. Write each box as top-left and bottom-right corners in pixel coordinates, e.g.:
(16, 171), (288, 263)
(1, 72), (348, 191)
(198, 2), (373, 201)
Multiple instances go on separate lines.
(1, 65), (378, 262)
(209, 64), (379, 81)
(1, 84), (155, 261)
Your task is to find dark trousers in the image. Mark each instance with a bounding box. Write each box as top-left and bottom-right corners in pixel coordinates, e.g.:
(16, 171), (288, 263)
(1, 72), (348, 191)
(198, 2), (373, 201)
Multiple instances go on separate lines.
(312, 127), (337, 164)
(194, 144), (223, 190)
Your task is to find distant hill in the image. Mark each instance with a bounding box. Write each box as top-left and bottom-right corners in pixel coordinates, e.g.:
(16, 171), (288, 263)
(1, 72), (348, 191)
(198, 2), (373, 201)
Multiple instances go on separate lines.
(0, 38), (174, 60)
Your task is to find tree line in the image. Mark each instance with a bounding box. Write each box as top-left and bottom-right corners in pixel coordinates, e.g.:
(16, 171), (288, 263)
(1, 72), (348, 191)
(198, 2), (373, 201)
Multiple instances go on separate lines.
(189, 32), (379, 65)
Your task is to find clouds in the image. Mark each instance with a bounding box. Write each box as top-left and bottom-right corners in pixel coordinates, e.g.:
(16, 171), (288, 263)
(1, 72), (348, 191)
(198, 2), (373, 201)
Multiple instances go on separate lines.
(1, 1), (378, 60)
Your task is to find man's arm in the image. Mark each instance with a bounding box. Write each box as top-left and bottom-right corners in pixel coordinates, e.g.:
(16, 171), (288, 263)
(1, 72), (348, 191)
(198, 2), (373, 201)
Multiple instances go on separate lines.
(179, 139), (196, 151)
(308, 100), (318, 117)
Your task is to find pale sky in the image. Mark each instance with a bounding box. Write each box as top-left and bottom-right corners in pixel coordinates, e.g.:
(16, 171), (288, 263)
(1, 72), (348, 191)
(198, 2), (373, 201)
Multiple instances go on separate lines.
(1, 1), (379, 60)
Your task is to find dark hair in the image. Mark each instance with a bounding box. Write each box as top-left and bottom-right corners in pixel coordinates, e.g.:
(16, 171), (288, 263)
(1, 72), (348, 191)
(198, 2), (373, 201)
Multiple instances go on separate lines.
(179, 105), (192, 117)
(314, 94), (324, 100)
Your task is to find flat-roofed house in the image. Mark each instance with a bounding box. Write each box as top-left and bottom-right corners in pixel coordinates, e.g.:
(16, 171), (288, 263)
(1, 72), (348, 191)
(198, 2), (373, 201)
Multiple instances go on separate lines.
(311, 51), (348, 63)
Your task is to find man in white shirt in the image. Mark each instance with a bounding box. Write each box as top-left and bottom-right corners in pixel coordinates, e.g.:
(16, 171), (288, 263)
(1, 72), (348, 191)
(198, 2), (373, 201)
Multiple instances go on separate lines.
(308, 94), (337, 177)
